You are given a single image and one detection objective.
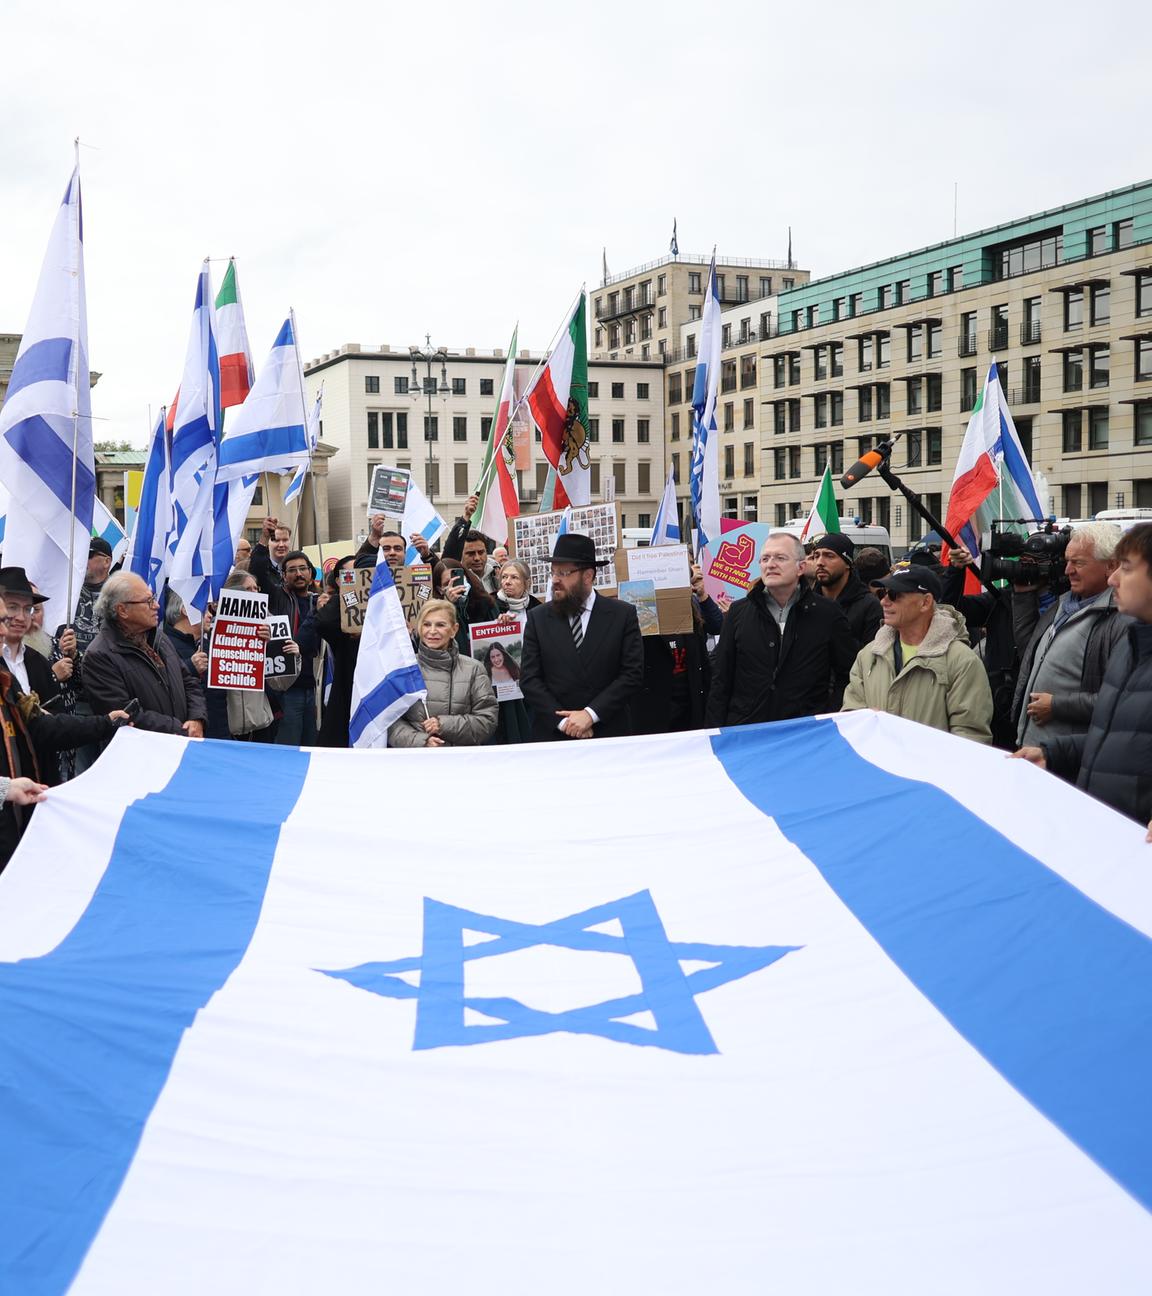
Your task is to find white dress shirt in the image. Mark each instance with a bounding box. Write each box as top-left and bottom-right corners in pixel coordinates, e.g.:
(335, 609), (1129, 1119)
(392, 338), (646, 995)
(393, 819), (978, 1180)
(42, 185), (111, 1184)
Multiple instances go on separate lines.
(2, 642), (30, 693)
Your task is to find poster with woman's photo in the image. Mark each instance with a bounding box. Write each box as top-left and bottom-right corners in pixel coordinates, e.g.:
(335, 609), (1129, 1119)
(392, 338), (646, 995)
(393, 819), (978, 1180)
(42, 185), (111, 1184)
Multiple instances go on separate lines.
(468, 619), (525, 701)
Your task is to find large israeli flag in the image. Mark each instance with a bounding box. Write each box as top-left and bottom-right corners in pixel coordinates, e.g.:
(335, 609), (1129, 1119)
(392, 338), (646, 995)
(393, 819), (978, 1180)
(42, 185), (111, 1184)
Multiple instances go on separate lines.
(400, 476), (446, 565)
(1, 715), (1150, 1294)
(688, 255), (721, 554)
(347, 548), (427, 748)
(0, 163), (94, 622)
(215, 316), (311, 482)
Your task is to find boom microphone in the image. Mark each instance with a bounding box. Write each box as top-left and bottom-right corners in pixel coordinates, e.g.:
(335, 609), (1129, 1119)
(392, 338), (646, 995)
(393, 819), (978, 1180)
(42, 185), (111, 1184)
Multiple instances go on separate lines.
(840, 448), (887, 489)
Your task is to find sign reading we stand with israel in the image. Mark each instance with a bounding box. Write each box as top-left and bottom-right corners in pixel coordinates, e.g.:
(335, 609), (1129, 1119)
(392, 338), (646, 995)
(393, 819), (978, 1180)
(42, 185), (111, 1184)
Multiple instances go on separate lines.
(206, 590), (268, 691)
(0, 713), (1149, 1293)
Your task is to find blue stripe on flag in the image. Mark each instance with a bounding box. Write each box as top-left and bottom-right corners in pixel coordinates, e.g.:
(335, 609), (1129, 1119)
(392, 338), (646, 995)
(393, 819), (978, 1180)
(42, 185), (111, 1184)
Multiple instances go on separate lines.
(348, 662), (428, 746)
(5, 336), (72, 400)
(712, 717), (1152, 1213)
(403, 518), (442, 566)
(217, 424), (307, 471)
(3, 413), (96, 523)
(273, 318), (294, 348)
(0, 739), (311, 1296)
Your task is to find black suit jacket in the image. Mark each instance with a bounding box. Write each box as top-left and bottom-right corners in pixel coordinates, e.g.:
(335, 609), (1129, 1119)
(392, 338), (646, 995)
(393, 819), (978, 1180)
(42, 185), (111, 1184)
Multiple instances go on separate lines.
(520, 595), (644, 740)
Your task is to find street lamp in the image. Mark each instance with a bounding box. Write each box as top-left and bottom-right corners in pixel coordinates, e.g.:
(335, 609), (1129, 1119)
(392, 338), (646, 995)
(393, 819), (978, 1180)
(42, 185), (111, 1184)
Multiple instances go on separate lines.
(410, 335), (450, 503)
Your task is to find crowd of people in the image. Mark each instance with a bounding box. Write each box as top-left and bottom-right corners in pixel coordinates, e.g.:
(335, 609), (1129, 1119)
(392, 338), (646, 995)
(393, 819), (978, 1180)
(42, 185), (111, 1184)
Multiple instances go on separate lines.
(3, 498), (1152, 868)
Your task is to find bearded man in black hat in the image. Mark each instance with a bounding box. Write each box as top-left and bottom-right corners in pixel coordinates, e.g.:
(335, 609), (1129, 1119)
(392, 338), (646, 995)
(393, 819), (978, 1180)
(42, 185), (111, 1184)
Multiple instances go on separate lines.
(809, 533), (883, 649)
(520, 533), (644, 741)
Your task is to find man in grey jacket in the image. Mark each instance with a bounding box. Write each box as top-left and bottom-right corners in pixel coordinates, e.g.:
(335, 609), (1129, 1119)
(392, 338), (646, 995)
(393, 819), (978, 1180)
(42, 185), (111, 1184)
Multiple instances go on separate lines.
(1012, 522), (1130, 749)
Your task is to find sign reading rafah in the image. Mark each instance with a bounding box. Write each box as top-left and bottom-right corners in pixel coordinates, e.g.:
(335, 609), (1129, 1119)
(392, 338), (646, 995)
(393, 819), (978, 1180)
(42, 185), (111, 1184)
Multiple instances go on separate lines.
(339, 564), (433, 637)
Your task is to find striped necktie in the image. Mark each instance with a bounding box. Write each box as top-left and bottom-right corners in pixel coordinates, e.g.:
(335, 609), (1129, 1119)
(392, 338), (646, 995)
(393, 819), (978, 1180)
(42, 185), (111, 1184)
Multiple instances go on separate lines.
(570, 609), (584, 650)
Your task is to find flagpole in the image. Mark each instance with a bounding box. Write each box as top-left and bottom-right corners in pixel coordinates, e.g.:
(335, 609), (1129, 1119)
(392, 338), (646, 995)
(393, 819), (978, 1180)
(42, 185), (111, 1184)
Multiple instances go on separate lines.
(64, 139), (82, 626)
(290, 308), (325, 572)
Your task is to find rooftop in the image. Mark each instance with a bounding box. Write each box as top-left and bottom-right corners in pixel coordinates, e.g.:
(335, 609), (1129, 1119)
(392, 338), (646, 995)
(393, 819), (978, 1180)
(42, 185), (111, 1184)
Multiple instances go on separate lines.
(601, 251), (797, 289)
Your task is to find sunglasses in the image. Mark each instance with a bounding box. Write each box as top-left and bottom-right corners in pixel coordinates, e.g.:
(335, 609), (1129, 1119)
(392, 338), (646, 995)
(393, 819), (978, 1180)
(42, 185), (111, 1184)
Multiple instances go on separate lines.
(870, 585), (912, 601)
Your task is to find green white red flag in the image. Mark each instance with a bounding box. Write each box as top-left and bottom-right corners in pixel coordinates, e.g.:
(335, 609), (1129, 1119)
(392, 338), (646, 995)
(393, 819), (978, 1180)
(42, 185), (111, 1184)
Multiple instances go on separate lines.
(215, 259), (254, 409)
(475, 326), (521, 545)
(799, 464), (841, 542)
(525, 291), (590, 508)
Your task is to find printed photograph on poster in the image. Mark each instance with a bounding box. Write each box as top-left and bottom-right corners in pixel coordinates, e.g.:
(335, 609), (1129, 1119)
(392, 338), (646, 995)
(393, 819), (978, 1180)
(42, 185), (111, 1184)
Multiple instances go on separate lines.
(265, 613), (300, 680)
(511, 503), (620, 598)
(468, 619), (525, 701)
(367, 464), (411, 521)
(618, 580), (660, 635)
(207, 590), (269, 691)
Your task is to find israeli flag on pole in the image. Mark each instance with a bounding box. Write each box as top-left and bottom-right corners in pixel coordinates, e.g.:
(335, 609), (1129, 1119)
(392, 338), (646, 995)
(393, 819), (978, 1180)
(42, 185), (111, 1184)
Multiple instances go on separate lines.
(688, 255), (721, 554)
(216, 316), (311, 482)
(283, 386), (322, 509)
(401, 477), (446, 565)
(0, 161), (95, 622)
(91, 500), (128, 564)
(348, 548), (427, 749)
(649, 464), (680, 546)
(124, 408), (172, 596)
(2, 714), (1151, 1294)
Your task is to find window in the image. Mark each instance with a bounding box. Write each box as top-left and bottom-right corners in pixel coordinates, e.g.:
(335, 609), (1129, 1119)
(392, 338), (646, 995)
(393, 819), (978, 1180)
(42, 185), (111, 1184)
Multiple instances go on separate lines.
(760, 276), (773, 297)
(609, 324), (620, 348)
(959, 312), (977, 355)
(896, 279), (911, 304)
(926, 374), (942, 412)
(830, 341), (844, 377)
(927, 270), (944, 297)
(394, 376), (409, 395)
(1115, 219), (1134, 249)
(831, 392), (844, 426)
(451, 377), (466, 396)
(901, 430), (922, 466)
(721, 360), (737, 393)
(744, 494), (759, 522)
(594, 327), (603, 348)
(991, 304), (1009, 350)
(534, 462), (550, 494)
(637, 382), (649, 400)
(612, 463), (626, 495)
(625, 320), (637, 345)
(1063, 483), (1082, 518)
(670, 412), (680, 441)
(716, 275), (726, 299)
(775, 502), (789, 525)
(807, 304), (820, 328)
(658, 307), (667, 329)
(688, 306), (701, 322)
(1138, 273), (1152, 319)
(927, 429), (942, 464)
(724, 445), (735, 477)
(832, 297), (845, 321)
(367, 411), (379, 449)
(773, 447), (786, 479)
(688, 271), (702, 293)
(773, 404), (787, 435)
(815, 443), (828, 474)
(480, 416), (493, 441)
(395, 412), (409, 449)
(1088, 225), (1108, 256)
(773, 355), (788, 389)
(611, 382), (624, 399)
(878, 284), (892, 309)
(588, 417), (599, 442)
(637, 513), (651, 529)
(611, 418), (625, 443)
(1089, 407), (1109, 450)
(590, 463), (602, 496)
(683, 370), (694, 402)
(452, 415), (467, 442)
(658, 274), (666, 296)
(1022, 297), (1042, 345)
(849, 292), (862, 317)
(788, 354), (801, 385)
(1090, 284), (1110, 326)
(927, 323), (942, 358)
(734, 274), (748, 301)
(1022, 355), (1042, 402)
(1089, 345), (1110, 389)
(949, 265), (964, 291)
(907, 378), (923, 416)
(366, 462), (380, 490)
(1064, 289), (1084, 330)
(1136, 403), (1152, 446)
(687, 334), (697, 358)
(858, 387), (873, 421)
(831, 442), (844, 474)
(1088, 481), (1109, 517)
(788, 446), (802, 478)
(1062, 410), (1082, 453)
(877, 335), (890, 369)
(876, 383), (890, 419)
(743, 398), (754, 429)
(1137, 339), (1152, 382)
(859, 336), (873, 372)
(743, 442), (754, 476)
(588, 381), (599, 398)
(480, 378), (494, 397)
(990, 228), (1062, 280)
(671, 452), (680, 480)
(453, 462), (470, 494)
(424, 414), (439, 441)
(638, 463), (651, 495)
(668, 373), (682, 404)
(740, 354), (756, 388)
(637, 418), (650, 443)
(907, 325), (923, 362)
(723, 402), (735, 432)
(365, 375), (380, 394)
(814, 345), (828, 381)
(1064, 350), (1084, 392)
(1015, 416), (1034, 461)
(961, 368), (977, 411)
(815, 394), (828, 429)
(789, 400), (801, 433)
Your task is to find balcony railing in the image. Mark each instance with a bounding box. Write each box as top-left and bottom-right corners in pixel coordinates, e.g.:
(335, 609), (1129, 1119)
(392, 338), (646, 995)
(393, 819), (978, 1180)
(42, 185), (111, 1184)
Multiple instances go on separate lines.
(958, 334), (978, 357)
(1008, 386), (1042, 405)
(1020, 321), (1042, 345)
(988, 327), (1009, 351)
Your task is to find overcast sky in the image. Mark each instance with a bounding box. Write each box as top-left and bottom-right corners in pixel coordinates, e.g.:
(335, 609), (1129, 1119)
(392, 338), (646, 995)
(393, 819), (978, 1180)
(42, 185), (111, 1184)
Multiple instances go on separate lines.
(2, 0), (1147, 446)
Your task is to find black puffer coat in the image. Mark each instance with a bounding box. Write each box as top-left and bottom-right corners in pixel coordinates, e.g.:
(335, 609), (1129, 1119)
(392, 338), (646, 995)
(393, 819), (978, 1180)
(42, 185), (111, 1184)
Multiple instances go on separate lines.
(705, 582), (856, 727)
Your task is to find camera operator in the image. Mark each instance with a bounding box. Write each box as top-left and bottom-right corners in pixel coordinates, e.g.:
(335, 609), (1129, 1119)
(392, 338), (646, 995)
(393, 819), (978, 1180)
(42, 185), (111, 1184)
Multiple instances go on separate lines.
(1010, 522), (1130, 752)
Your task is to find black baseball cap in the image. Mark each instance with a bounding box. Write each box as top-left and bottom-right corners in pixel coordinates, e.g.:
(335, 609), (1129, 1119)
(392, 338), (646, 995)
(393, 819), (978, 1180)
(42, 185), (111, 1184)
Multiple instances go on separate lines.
(89, 537), (114, 559)
(873, 568), (942, 600)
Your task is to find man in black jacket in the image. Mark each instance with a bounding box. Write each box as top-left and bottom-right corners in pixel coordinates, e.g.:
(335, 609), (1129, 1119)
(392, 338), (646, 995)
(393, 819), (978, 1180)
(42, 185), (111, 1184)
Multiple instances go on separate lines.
(520, 534), (644, 741)
(706, 532), (856, 728)
(1014, 523), (1152, 827)
(810, 534), (883, 649)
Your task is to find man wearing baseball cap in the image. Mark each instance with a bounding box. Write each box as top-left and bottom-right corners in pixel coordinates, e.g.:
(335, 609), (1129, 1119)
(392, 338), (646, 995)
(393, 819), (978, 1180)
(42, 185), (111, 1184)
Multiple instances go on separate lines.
(841, 566), (993, 743)
(809, 533), (883, 649)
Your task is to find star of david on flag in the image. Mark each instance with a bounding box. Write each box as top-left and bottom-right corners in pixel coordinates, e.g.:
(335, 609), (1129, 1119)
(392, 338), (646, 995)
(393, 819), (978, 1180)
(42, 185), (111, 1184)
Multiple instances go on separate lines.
(322, 889), (799, 1054)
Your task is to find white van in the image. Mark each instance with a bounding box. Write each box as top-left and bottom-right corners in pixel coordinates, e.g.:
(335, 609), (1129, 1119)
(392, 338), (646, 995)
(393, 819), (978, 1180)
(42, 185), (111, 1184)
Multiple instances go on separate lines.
(778, 517), (894, 565)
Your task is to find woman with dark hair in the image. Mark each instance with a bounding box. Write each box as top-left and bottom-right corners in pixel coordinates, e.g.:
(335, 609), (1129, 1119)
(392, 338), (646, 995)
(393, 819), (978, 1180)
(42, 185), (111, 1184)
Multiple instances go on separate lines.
(315, 553), (360, 747)
(432, 558), (497, 655)
(483, 635), (531, 744)
(483, 642), (521, 687)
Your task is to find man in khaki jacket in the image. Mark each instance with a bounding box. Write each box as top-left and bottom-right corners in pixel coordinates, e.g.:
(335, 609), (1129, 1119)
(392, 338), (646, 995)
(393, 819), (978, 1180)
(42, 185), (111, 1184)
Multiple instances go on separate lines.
(841, 567), (993, 744)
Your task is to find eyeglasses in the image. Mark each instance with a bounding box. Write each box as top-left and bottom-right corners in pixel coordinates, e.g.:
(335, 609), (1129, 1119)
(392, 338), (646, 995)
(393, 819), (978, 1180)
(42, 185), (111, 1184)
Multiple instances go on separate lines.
(870, 585), (909, 601)
(761, 555), (799, 567)
(284, 567), (313, 576)
(550, 567), (586, 579)
(121, 596), (160, 607)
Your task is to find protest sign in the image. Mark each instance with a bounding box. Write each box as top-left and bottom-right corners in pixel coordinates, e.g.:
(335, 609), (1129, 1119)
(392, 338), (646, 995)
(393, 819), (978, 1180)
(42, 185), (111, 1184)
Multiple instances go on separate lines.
(618, 580), (660, 636)
(469, 619), (525, 701)
(700, 523), (773, 610)
(367, 465), (411, 522)
(511, 501), (621, 599)
(339, 563), (432, 637)
(265, 613), (299, 680)
(208, 590), (268, 691)
(625, 544), (691, 590)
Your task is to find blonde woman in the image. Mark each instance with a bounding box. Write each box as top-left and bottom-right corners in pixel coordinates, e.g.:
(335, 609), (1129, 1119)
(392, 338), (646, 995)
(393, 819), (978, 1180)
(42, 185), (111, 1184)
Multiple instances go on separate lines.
(387, 599), (498, 748)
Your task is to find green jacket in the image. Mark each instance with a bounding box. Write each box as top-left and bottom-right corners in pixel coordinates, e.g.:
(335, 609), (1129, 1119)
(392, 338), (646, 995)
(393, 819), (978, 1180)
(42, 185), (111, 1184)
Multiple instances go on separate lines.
(841, 606), (993, 744)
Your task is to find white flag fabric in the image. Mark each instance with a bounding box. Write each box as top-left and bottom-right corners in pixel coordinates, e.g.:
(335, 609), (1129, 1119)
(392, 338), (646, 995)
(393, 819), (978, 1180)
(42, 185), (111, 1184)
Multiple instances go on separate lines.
(649, 463), (680, 546)
(1, 713), (1150, 1294)
(400, 476), (446, 566)
(216, 316), (311, 482)
(688, 257), (721, 553)
(347, 548), (427, 748)
(283, 386), (322, 509)
(0, 164), (94, 622)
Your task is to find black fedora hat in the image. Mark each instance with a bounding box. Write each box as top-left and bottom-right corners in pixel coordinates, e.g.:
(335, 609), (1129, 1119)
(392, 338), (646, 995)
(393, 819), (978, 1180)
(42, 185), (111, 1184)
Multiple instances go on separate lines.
(0, 566), (49, 604)
(549, 532), (610, 568)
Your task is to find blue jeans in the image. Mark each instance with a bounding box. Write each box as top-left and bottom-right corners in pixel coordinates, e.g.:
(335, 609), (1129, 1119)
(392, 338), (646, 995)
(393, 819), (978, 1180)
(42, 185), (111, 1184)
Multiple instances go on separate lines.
(275, 685), (317, 746)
